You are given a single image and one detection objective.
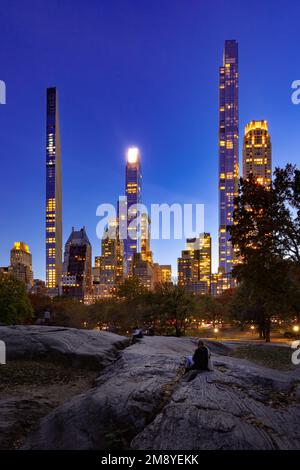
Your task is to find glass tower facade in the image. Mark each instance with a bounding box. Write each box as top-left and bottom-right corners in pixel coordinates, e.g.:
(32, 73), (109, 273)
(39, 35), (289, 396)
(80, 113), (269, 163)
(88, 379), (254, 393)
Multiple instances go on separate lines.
(45, 87), (62, 291)
(218, 40), (239, 274)
(124, 147), (141, 274)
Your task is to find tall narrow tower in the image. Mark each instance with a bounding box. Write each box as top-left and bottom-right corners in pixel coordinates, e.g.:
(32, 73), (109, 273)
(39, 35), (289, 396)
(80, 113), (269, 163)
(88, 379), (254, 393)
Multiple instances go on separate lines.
(218, 40), (239, 274)
(124, 147), (141, 274)
(243, 120), (272, 187)
(45, 87), (62, 292)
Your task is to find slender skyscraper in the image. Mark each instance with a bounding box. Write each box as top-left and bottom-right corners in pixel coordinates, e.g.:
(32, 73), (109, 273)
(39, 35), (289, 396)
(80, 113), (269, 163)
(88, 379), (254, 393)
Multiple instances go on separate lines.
(218, 40), (239, 274)
(124, 147), (141, 274)
(243, 120), (272, 187)
(45, 87), (62, 292)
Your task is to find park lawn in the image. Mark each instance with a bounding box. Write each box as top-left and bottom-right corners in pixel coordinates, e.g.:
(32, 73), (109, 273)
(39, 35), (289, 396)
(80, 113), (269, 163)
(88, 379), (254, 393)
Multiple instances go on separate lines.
(229, 344), (296, 371)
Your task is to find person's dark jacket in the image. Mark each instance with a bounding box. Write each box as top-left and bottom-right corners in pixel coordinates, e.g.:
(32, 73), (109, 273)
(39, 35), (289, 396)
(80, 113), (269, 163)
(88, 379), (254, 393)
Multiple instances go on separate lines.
(192, 346), (209, 371)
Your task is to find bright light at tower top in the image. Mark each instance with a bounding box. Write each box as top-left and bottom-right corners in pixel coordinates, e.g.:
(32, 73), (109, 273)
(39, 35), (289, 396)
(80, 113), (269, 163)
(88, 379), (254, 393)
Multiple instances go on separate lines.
(127, 147), (140, 164)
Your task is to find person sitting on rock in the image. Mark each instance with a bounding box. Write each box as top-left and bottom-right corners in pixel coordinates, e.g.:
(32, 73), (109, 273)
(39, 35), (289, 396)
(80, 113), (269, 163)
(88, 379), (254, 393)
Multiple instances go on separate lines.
(193, 340), (211, 370)
(185, 340), (212, 372)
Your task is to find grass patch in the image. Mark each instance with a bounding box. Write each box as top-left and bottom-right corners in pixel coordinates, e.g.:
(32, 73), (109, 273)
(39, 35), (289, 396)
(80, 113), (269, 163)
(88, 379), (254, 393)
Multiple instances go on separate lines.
(0, 360), (97, 394)
(229, 345), (295, 371)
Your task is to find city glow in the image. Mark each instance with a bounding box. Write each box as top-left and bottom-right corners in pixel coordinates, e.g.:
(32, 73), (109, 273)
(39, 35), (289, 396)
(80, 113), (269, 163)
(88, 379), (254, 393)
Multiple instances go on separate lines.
(127, 147), (139, 164)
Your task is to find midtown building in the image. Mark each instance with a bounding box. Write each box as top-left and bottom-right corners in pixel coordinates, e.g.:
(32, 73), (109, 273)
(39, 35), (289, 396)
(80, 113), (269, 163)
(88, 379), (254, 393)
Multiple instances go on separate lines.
(218, 40), (239, 274)
(123, 147), (141, 274)
(131, 214), (163, 290)
(10, 241), (33, 289)
(160, 265), (172, 283)
(45, 87), (62, 294)
(140, 212), (153, 263)
(61, 227), (92, 301)
(31, 279), (47, 296)
(178, 233), (212, 295)
(95, 218), (124, 298)
(243, 120), (272, 187)
(132, 252), (156, 290)
(211, 271), (236, 297)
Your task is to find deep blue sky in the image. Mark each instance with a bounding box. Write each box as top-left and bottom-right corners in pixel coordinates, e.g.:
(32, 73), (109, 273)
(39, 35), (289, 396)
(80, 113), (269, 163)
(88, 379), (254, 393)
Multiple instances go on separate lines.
(0, 0), (299, 280)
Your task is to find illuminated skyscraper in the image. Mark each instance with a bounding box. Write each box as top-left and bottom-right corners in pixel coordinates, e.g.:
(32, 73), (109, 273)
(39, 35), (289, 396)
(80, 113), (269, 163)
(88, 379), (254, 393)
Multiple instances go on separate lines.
(178, 233), (212, 295)
(45, 87), (62, 292)
(61, 227), (92, 301)
(243, 120), (272, 187)
(140, 212), (152, 263)
(218, 40), (239, 274)
(124, 147), (141, 274)
(99, 218), (124, 286)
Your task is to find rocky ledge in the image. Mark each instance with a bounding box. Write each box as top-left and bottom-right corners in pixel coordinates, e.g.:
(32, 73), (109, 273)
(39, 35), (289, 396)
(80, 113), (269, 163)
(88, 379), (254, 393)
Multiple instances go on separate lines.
(0, 326), (300, 450)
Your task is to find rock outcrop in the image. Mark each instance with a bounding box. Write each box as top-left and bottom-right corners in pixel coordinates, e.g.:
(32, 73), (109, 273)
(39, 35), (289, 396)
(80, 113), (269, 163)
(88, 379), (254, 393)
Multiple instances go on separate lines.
(1, 326), (300, 450)
(22, 337), (198, 450)
(0, 325), (129, 369)
(132, 355), (300, 450)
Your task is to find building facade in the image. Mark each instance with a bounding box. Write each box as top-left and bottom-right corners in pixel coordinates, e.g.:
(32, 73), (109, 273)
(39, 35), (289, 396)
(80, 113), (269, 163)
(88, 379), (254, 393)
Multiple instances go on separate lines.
(218, 40), (239, 274)
(45, 87), (62, 294)
(243, 120), (272, 187)
(10, 241), (33, 289)
(62, 227), (92, 301)
(98, 218), (124, 292)
(178, 233), (212, 295)
(160, 265), (172, 283)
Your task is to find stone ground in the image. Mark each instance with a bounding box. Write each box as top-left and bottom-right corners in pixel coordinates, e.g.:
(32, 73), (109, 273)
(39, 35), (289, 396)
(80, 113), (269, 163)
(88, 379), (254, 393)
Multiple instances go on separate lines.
(0, 326), (300, 450)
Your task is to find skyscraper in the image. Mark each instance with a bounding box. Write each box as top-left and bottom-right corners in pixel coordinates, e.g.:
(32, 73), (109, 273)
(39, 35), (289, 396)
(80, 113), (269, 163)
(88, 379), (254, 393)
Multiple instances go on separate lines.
(178, 233), (212, 295)
(218, 40), (239, 274)
(61, 227), (92, 301)
(123, 147), (141, 274)
(10, 242), (33, 289)
(99, 218), (124, 287)
(45, 87), (62, 293)
(243, 120), (272, 187)
(140, 212), (152, 263)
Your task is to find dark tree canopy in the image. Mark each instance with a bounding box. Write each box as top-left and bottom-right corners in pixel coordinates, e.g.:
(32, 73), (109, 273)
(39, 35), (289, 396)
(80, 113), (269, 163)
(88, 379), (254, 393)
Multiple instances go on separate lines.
(0, 274), (33, 325)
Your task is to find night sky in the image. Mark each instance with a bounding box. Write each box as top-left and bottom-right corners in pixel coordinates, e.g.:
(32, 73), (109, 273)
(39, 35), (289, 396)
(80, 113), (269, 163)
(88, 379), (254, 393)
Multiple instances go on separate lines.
(0, 0), (299, 280)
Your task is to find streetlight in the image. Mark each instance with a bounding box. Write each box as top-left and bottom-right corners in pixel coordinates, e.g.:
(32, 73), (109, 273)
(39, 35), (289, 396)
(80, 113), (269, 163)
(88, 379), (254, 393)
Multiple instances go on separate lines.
(213, 327), (219, 339)
(250, 325), (255, 336)
(293, 325), (300, 334)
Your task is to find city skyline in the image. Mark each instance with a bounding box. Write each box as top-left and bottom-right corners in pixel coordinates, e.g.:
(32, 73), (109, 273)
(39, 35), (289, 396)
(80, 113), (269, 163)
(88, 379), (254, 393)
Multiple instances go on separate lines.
(1, 1), (300, 280)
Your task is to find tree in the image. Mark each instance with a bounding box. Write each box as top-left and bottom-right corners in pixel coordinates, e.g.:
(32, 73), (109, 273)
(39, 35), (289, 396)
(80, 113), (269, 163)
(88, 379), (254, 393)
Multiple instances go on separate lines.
(114, 277), (148, 328)
(0, 274), (33, 325)
(51, 297), (87, 328)
(195, 295), (219, 326)
(229, 165), (300, 341)
(28, 293), (51, 319)
(155, 284), (196, 337)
